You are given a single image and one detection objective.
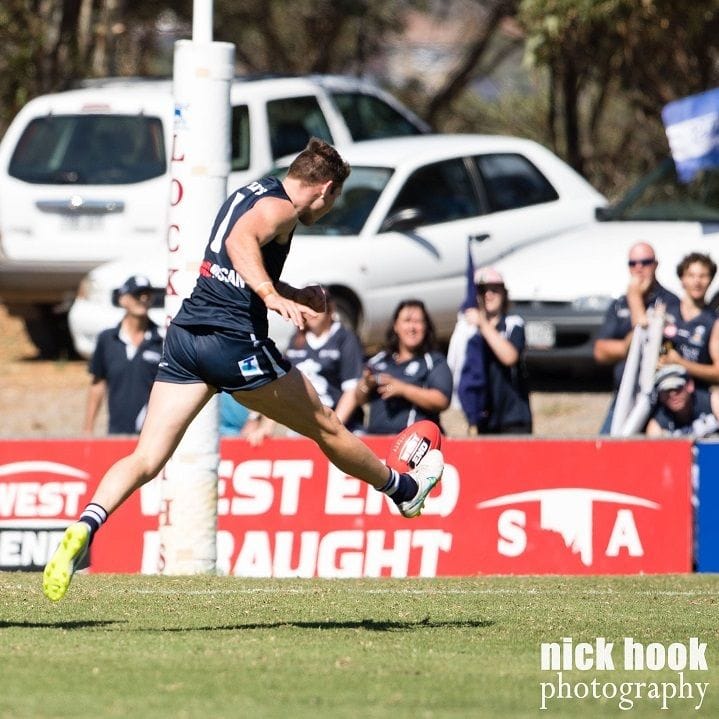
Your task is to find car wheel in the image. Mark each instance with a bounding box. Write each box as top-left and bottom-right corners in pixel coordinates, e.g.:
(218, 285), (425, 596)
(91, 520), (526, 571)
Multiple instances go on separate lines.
(24, 306), (78, 359)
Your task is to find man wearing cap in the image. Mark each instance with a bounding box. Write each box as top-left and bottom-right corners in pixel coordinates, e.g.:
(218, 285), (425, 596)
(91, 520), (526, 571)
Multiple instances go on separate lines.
(83, 274), (164, 435)
(646, 364), (719, 437)
(594, 241), (680, 433)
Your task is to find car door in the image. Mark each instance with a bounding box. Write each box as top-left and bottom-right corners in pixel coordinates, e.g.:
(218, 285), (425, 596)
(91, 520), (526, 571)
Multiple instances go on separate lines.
(360, 156), (483, 336)
(467, 152), (584, 267)
(360, 151), (579, 339)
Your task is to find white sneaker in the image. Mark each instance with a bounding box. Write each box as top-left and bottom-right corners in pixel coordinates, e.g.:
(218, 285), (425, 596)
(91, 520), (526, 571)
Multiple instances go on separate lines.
(397, 448), (444, 518)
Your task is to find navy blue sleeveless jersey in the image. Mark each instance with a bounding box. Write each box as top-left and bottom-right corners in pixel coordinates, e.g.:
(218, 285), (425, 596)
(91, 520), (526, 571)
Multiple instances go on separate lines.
(173, 177), (293, 338)
(670, 308), (718, 390)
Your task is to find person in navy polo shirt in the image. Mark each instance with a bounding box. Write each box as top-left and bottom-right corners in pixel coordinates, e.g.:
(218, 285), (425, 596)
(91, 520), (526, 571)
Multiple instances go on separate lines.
(83, 274), (163, 435)
(455, 266), (532, 435)
(357, 299), (452, 434)
(593, 241), (680, 433)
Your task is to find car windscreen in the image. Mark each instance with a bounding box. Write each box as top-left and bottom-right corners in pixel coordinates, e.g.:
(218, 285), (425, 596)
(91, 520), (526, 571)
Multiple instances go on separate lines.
(9, 114), (166, 185)
(330, 92), (425, 140)
(294, 166), (393, 236)
(600, 158), (719, 222)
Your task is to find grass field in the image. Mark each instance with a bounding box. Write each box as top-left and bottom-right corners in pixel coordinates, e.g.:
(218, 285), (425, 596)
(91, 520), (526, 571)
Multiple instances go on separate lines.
(1, 573), (718, 718)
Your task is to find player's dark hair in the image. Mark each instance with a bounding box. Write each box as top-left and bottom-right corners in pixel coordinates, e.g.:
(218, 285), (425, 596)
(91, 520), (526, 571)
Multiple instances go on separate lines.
(676, 251), (717, 281)
(287, 138), (350, 186)
(384, 299), (438, 356)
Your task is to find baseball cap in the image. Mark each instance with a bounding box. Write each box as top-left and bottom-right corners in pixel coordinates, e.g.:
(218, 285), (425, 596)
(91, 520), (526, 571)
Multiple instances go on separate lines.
(474, 266), (504, 286)
(654, 364), (688, 392)
(117, 274), (152, 296)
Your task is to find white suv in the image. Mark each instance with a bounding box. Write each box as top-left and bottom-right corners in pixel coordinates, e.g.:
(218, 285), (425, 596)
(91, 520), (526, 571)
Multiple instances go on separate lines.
(0, 74), (428, 356)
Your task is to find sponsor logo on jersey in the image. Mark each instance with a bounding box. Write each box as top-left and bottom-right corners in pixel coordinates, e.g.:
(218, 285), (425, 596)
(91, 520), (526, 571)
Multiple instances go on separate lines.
(199, 259), (245, 288)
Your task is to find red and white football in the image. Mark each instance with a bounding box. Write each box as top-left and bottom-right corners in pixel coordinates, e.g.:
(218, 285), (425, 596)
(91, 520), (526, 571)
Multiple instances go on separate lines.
(386, 420), (442, 473)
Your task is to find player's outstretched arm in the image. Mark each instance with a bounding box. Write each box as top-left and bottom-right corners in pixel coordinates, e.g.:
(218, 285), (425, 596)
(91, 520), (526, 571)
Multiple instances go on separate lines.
(225, 197), (318, 329)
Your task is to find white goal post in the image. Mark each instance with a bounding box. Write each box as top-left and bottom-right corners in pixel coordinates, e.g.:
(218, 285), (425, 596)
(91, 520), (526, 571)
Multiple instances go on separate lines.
(159, 15), (235, 574)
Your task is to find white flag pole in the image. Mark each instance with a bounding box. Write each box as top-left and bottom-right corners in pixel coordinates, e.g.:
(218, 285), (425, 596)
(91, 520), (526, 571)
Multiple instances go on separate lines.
(619, 307), (665, 436)
(158, 0), (235, 574)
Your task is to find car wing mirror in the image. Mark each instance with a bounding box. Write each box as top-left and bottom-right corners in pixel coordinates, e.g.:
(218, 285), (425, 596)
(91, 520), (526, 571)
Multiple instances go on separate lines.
(380, 207), (424, 233)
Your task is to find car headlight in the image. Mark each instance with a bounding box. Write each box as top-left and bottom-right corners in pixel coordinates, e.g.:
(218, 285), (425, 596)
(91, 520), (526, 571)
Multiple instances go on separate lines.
(571, 295), (613, 312)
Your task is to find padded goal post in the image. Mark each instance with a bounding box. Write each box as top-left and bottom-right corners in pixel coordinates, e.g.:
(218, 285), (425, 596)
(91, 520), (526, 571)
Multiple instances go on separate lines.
(159, 36), (235, 574)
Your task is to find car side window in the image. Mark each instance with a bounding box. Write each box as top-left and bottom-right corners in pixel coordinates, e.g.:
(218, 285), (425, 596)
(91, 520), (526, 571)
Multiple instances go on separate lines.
(389, 158), (480, 225)
(266, 96), (334, 160)
(330, 92), (424, 140)
(474, 153), (559, 212)
(231, 105), (250, 172)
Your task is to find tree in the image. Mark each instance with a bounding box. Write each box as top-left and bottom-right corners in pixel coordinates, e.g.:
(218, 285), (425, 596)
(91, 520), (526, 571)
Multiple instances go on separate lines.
(0, 0), (182, 134)
(519, 0), (719, 194)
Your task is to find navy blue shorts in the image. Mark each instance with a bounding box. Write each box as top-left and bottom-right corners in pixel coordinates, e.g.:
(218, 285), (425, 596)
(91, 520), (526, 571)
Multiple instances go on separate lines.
(156, 323), (291, 392)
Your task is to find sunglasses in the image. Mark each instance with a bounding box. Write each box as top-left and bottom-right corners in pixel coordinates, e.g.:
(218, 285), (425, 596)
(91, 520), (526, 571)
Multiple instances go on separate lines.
(476, 283), (504, 294)
(628, 258), (656, 268)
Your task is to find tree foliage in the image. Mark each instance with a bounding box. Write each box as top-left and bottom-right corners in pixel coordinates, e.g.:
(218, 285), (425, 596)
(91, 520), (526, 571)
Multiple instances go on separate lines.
(519, 0), (719, 193)
(212, 0), (410, 75)
(2, 1), (718, 196)
(0, 0), (520, 137)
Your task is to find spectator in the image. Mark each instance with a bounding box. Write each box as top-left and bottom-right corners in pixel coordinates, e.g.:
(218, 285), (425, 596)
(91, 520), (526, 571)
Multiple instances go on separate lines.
(83, 275), (163, 435)
(659, 252), (719, 390)
(356, 299), (452, 434)
(646, 364), (719, 438)
(453, 266), (532, 434)
(593, 242), (681, 433)
(240, 295), (364, 444)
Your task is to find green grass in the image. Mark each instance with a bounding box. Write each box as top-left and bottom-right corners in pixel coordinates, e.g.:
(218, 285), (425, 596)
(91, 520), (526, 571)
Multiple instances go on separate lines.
(1, 574), (718, 718)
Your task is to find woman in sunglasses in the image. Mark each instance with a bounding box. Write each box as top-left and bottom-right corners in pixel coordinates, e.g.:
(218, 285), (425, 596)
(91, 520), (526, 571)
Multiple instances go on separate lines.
(454, 266), (532, 435)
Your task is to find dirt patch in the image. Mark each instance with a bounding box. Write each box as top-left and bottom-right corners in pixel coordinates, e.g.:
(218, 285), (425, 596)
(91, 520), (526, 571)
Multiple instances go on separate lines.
(0, 303), (610, 438)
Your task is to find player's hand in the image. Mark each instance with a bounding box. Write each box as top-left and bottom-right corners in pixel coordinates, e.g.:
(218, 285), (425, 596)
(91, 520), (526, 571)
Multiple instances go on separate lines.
(264, 292), (318, 329)
(294, 284), (327, 313)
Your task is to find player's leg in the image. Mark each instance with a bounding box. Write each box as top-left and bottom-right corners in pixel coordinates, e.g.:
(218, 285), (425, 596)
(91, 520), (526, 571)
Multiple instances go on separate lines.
(236, 367), (443, 514)
(91, 381), (215, 512)
(238, 366), (387, 485)
(43, 381), (214, 601)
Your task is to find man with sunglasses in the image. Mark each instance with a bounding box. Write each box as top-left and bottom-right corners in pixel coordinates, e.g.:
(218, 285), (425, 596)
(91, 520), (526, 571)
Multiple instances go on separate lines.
(645, 364), (719, 438)
(593, 242), (680, 433)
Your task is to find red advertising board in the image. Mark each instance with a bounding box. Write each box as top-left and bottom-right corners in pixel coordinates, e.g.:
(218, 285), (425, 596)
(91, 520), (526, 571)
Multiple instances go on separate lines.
(0, 437), (693, 576)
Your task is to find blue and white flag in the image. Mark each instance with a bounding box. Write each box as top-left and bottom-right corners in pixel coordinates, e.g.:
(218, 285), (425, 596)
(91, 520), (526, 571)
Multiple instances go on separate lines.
(662, 88), (719, 183)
